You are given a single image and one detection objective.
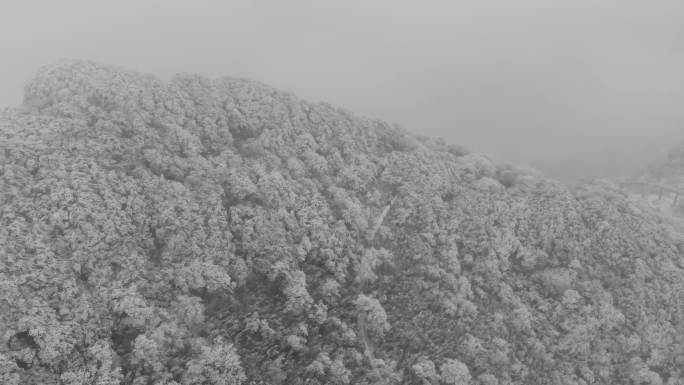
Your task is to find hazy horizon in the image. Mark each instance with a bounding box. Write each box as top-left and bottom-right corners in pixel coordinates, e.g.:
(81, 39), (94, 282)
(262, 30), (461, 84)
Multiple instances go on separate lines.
(2, 0), (684, 180)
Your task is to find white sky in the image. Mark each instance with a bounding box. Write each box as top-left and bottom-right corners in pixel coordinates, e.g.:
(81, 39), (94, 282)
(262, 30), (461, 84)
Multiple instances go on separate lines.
(2, 0), (684, 179)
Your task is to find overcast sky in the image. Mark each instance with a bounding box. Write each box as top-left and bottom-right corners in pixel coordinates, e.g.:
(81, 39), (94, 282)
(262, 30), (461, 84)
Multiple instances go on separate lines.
(2, 0), (684, 180)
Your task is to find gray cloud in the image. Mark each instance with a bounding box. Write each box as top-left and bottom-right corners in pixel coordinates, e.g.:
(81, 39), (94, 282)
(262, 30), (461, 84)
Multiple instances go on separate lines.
(2, 0), (684, 180)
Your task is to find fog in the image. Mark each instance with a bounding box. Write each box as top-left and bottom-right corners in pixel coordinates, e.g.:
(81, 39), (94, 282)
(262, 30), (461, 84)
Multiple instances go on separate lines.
(2, 0), (684, 181)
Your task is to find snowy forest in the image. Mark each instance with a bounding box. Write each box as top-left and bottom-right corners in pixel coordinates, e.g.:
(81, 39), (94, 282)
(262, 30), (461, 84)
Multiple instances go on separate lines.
(4, 60), (684, 385)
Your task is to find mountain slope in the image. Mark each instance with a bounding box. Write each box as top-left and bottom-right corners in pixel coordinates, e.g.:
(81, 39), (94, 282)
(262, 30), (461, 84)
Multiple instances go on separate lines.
(616, 141), (684, 239)
(2, 61), (684, 385)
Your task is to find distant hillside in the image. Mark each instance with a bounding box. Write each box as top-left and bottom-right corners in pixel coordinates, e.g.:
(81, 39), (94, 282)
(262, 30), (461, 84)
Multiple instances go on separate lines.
(3, 61), (684, 385)
(643, 140), (684, 180)
(616, 140), (684, 241)
(527, 145), (665, 184)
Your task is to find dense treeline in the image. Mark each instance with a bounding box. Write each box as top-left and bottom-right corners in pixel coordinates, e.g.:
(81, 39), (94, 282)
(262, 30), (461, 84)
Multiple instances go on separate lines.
(3, 61), (684, 384)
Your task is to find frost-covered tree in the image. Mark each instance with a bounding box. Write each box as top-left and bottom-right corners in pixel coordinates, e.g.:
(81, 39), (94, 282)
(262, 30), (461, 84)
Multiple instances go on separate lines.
(4, 60), (684, 384)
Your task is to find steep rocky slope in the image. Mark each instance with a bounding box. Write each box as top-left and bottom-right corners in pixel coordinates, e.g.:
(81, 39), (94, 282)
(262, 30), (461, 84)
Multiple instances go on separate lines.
(2, 61), (684, 385)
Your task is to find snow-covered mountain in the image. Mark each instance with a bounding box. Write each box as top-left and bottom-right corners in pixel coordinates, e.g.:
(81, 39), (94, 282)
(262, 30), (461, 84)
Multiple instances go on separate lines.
(3, 61), (684, 385)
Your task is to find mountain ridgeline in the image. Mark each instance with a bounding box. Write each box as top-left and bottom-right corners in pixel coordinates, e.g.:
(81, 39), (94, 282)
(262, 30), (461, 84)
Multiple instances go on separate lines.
(2, 61), (684, 385)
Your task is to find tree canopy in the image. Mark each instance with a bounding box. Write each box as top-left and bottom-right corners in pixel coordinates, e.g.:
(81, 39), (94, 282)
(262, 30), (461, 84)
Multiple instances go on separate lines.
(3, 60), (684, 384)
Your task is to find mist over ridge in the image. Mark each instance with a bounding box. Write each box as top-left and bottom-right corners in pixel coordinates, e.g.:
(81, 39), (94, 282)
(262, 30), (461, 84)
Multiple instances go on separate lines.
(3, 0), (684, 180)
